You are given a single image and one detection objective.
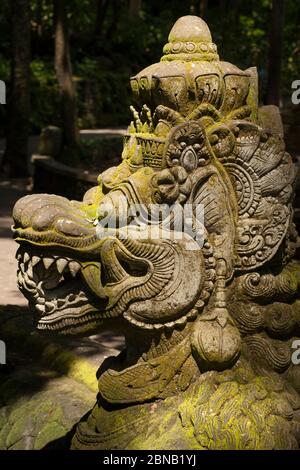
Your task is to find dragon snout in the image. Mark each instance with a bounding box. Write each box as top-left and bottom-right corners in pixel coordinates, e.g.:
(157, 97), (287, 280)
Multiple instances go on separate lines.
(13, 193), (95, 239)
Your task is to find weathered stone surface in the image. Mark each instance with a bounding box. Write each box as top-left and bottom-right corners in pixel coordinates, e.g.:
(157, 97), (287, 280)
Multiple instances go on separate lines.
(0, 371), (94, 450)
(11, 15), (300, 449)
(258, 105), (284, 136)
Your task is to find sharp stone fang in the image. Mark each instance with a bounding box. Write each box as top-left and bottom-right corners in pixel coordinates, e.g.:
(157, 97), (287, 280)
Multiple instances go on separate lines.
(68, 261), (81, 277)
(24, 252), (30, 263)
(27, 262), (33, 278)
(45, 301), (55, 312)
(32, 256), (41, 267)
(57, 258), (68, 274)
(36, 281), (43, 295)
(43, 257), (55, 270)
(175, 316), (187, 326)
(24, 273), (36, 289)
(36, 304), (45, 314)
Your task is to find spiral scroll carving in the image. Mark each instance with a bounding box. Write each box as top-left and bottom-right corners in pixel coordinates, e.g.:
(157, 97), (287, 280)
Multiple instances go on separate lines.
(229, 302), (265, 335)
(244, 334), (291, 372)
(239, 270), (298, 303)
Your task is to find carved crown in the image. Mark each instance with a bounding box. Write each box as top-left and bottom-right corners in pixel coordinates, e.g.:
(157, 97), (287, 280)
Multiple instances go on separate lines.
(126, 16), (259, 170)
(130, 16), (257, 119)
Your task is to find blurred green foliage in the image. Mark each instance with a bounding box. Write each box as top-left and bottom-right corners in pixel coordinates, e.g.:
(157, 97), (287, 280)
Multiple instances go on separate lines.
(80, 137), (123, 171)
(0, 0), (299, 136)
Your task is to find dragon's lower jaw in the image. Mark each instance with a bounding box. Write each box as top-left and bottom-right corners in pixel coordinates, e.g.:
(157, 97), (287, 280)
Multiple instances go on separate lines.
(35, 307), (105, 334)
(16, 246), (107, 334)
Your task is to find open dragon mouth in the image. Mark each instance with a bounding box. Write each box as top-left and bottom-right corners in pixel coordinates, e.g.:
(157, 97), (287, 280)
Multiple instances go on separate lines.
(16, 246), (106, 334)
(12, 187), (209, 335)
(14, 234), (158, 334)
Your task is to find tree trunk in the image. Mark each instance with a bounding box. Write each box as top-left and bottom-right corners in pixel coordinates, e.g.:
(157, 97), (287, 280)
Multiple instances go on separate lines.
(189, 0), (196, 14)
(266, 0), (284, 106)
(94, 0), (109, 39)
(129, 0), (141, 17)
(4, 0), (31, 177)
(106, 0), (124, 40)
(233, 0), (240, 26)
(53, 0), (80, 156)
(34, 0), (43, 56)
(199, 0), (207, 18)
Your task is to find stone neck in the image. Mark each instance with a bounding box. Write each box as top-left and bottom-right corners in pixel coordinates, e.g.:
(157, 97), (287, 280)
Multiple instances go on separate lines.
(97, 320), (198, 405)
(123, 321), (194, 366)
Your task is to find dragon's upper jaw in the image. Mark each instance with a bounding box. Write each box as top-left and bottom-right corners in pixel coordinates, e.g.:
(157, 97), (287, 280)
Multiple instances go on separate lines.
(13, 217), (159, 335)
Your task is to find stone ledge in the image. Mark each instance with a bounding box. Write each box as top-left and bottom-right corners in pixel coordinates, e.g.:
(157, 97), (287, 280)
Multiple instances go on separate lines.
(32, 154), (98, 199)
(32, 154), (98, 184)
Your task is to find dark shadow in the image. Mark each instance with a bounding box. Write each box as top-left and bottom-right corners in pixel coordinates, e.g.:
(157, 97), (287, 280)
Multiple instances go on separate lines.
(0, 304), (124, 410)
(42, 410), (92, 450)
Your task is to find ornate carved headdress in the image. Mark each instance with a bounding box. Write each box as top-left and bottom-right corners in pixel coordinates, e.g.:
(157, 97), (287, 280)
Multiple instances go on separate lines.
(127, 16), (256, 169)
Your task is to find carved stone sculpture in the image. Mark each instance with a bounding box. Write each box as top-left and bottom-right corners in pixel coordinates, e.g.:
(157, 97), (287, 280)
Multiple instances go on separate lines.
(12, 16), (300, 449)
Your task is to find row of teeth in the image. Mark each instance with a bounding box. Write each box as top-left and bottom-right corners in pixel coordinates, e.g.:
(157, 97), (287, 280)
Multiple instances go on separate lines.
(37, 309), (104, 330)
(17, 250), (81, 279)
(237, 135), (257, 142)
(34, 291), (87, 315)
(16, 250), (84, 316)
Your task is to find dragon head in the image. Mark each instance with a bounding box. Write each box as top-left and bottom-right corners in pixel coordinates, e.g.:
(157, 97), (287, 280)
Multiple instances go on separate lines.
(12, 178), (213, 335)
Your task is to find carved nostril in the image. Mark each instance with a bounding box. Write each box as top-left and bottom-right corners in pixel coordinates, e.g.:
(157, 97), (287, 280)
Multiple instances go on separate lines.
(118, 258), (149, 277)
(13, 194), (56, 229)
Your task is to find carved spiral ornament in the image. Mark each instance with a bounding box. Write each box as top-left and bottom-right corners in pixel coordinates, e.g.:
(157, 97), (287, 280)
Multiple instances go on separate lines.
(224, 158), (260, 216)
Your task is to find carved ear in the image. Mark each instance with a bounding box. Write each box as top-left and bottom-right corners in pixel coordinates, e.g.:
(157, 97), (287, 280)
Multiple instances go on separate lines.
(188, 103), (222, 122)
(153, 105), (185, 137)
(206, 124), (235, 161)
(153, 105), (184, 127)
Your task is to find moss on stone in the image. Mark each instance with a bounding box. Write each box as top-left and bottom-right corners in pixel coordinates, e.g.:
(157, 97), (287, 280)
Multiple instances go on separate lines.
(42, 345), (98, 392)
(34, 421), (67, 450)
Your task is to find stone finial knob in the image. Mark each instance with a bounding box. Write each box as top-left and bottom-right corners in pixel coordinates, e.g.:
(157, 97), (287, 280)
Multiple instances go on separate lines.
(168, 15), (212, 43)
(161, 15), (219, 62)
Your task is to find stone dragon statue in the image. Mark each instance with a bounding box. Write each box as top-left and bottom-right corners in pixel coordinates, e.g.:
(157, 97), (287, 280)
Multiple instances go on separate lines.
(12, 16), (300, 449)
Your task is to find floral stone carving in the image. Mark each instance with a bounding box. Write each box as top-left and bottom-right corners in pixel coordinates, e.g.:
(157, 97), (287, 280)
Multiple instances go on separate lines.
(13, 16), (300, 449)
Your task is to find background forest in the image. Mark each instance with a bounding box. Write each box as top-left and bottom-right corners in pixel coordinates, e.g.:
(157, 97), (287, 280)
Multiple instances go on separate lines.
(0, 0), (299, 176)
